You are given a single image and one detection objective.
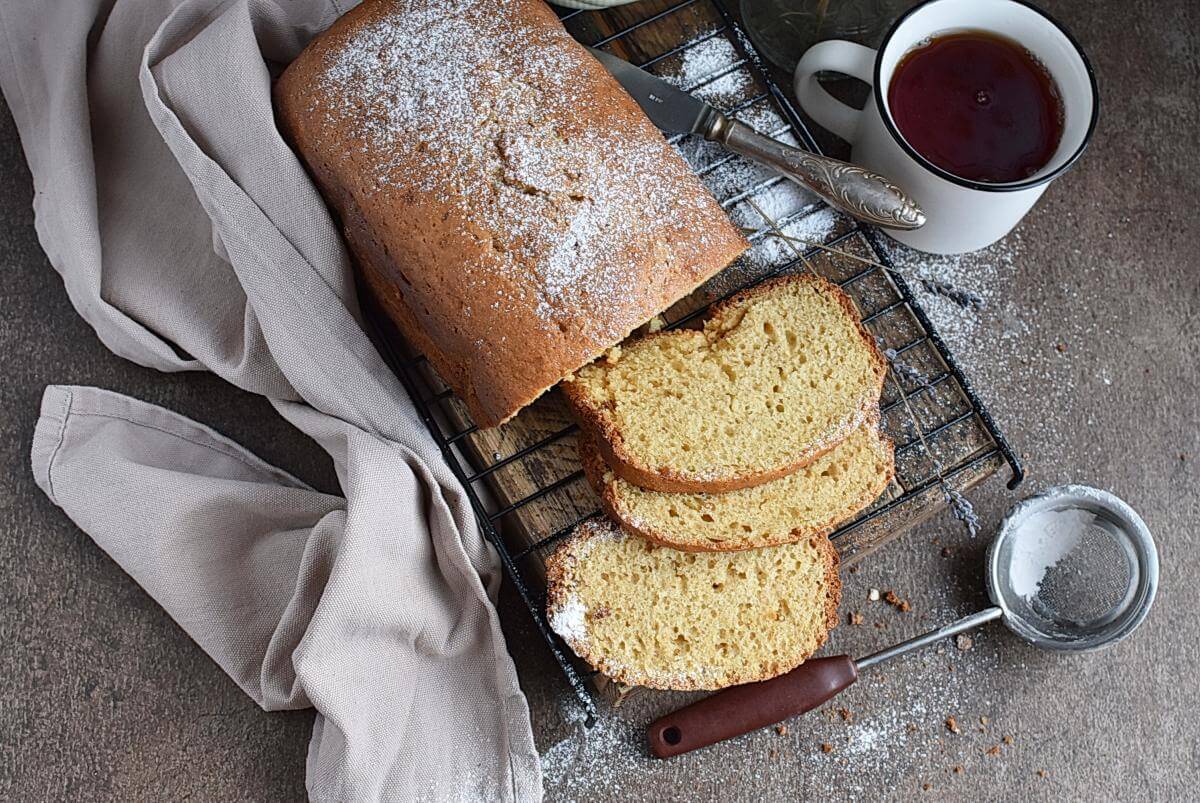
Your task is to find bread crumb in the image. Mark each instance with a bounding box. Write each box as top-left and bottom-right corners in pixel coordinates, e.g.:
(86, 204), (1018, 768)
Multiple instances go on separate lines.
(1055, 342), (1068, 353)
(769, 748), (778, 760)
(874, 621), (887, 629)
(838, 707), (853, 722)
(868, 588), (881, 601)
(1037, 769), (1048, 778)
(922, 782), (933, 791)
(1002, 734), (1015, 745)
(986, 745), (1002, 757)
(952, 765), (964, 775)
(849, 611), (864, 626)
(955, 633), (974, 651)
(848, 565), (859, 574)
(946, 716), (961, 734)
(979, 716), (989, 725)
(775, 725), (788, 736)
(885, 590), (911, 612)
(820, 743), (834, 754)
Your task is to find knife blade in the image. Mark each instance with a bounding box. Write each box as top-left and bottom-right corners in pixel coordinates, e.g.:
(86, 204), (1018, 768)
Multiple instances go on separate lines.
(587, 47), (717, 136)
(587, 47), (926, 231)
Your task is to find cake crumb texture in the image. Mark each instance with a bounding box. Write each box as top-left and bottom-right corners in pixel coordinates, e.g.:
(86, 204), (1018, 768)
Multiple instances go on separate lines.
(545, 517), (841, 690)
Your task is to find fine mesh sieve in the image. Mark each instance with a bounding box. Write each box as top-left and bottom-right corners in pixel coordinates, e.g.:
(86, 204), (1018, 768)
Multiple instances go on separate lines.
(649, 484), (1160, 758)
(987, 484), (1158, 651)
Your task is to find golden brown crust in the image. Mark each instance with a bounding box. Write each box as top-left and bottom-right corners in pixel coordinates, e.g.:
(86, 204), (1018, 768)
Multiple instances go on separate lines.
(544, 516), (843, 691)
(577, 422), (895, 552)
(274, 0), (747, 429)
(562, 274), (889, 492)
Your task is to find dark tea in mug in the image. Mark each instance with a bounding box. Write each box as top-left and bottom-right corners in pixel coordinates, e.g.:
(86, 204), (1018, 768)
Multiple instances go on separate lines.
(887, 31), (1064, 184)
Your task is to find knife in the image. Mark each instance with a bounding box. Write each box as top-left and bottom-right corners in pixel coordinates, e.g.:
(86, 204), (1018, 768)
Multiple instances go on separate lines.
(588, 47), (926, 231)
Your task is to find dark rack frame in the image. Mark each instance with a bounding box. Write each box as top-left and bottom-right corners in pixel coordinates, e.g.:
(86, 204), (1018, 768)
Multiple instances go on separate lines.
(367, 0), (1024, 727)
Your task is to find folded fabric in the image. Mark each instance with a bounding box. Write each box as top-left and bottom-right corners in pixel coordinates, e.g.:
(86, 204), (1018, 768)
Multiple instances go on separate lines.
(1, 0), (540, 799)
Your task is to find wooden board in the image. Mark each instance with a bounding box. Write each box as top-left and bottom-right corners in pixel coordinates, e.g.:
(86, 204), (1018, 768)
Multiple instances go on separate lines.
(369, 0), (1017, 708)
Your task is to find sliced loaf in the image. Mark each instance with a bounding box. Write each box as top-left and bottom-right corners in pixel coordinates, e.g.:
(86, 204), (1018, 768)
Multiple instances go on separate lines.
(579, 421), (894, 552)
(545, 517), (840, 690)
(562, 275), (887, 493)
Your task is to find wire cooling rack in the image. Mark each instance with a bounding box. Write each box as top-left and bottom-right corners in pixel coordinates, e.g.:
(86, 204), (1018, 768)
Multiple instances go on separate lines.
(365, 0), (1024, 724)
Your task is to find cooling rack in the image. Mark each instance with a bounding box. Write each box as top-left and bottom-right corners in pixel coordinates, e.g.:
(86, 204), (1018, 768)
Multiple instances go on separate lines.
(365, 0), (1024, 725)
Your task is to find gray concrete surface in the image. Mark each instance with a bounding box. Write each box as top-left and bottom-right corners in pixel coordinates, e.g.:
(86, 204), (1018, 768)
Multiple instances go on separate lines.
(1, 0), (1197, 800)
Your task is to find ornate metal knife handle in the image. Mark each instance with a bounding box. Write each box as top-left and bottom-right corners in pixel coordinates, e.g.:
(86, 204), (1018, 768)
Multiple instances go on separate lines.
(706, 116), (926, 231)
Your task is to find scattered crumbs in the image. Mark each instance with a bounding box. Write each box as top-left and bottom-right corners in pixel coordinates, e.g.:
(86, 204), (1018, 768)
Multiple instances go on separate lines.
(1002, 735), (1015, 745)
(848, 565), (859, 574)
(953, 765), (965, 775)
(821, 743), (835, 754)
(838, 708), (854, 722)
(947, 664), (955, 672)
(1038, 769), (1049, 778)
(945, 717), (961, 735)
(1055, 342), (1069, 353)
(849, 611), (865, 626)
(874, 622), (887, 630)
(769, 748), (779, 760)
(922, 782), (933, 792)
(955, 634), (974, 652)
(979, 716), (990, 726)
(868, 588), (881, 602)
(908, 724), (919, 733)
(775, 724), (788, 737)
(885, 591), (911, 612)
(986, 745), (1002, 757)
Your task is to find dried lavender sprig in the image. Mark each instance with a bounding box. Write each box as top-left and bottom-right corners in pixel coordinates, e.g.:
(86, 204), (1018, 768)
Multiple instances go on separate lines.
(916, 276), (985, 312)
(742, 227), (987, 312)
(883, 347), (929, 387)
(943, 485), (982, 538)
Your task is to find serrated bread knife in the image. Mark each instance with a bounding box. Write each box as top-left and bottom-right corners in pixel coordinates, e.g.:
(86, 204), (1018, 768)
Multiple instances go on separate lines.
(588, 47), (925, 230)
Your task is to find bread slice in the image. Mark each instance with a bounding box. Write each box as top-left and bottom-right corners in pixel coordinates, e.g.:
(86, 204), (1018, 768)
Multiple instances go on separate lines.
(562, 275), (887, 493)
(545, 517), (840, 690)
(579, 421), (894, 552)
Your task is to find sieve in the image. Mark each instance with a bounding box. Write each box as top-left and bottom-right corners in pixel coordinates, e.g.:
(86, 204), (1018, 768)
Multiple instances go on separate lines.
(649, 484), (1159, 758)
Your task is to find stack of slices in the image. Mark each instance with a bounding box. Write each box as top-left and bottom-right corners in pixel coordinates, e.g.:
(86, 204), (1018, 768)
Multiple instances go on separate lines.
(546, 275), (895, 690)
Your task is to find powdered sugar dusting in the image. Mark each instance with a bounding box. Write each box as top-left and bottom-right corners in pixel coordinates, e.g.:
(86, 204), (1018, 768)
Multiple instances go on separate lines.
(306, 0), (724, 342)
(548, 596), (588, 645)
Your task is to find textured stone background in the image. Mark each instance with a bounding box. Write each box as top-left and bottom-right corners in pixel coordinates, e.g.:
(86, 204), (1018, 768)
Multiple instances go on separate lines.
(1, 0), (1197, 800)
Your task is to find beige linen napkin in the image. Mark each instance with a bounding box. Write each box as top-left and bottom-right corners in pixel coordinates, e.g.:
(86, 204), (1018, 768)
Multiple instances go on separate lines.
(3, 0), (541, 799)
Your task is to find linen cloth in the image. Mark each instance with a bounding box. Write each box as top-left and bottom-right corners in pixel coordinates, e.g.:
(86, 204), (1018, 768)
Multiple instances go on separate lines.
(2, 0), (542, 799)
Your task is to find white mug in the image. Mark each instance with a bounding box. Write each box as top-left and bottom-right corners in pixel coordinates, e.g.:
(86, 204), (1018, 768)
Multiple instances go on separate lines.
(793, 0), (1098, 254)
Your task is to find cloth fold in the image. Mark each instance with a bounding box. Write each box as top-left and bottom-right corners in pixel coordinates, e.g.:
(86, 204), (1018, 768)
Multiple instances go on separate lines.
(5, 0), (542, 799)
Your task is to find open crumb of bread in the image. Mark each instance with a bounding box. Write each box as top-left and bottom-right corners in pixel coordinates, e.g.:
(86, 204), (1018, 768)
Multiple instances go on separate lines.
(580, 419), (893, 552)
(563, 275), (887, 493)
(546, 517), (841, 690)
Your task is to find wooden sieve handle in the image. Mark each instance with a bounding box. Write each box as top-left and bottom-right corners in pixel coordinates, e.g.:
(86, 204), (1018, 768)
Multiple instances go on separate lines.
(647, 655), (859, 759)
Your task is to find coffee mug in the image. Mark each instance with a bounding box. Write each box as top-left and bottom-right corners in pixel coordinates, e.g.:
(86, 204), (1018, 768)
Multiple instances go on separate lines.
(794, 0), (1098, 254)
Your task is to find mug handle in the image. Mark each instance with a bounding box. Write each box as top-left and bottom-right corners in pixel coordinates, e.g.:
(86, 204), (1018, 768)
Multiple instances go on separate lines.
(793, 41), (877, 143)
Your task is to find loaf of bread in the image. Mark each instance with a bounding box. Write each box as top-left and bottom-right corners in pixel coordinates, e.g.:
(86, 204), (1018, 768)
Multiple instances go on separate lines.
(579, 421), (893, 552)
(563, 275), (888, 492)
(546, 517), (840, 690)
(274, 0), (748, 427)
